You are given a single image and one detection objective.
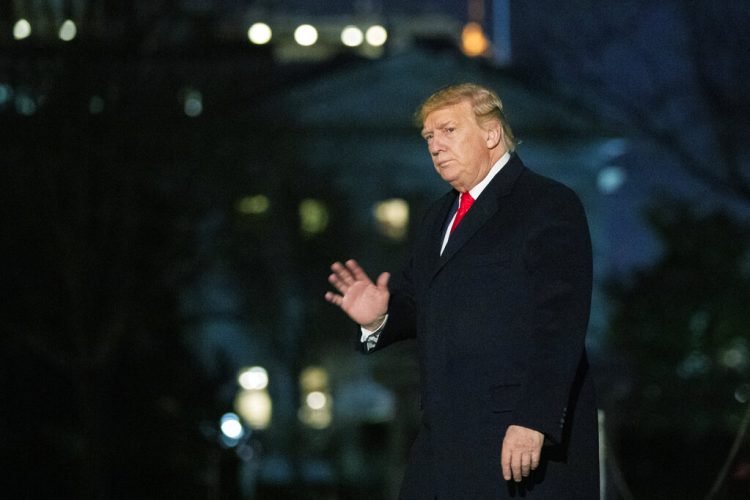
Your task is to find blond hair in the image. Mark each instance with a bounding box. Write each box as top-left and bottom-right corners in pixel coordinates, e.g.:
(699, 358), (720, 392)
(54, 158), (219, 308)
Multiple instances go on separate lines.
(415, 83), (517, 152)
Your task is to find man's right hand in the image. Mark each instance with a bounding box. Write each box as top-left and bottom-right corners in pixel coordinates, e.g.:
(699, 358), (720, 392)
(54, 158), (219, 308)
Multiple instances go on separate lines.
(325, 259), (390, 329)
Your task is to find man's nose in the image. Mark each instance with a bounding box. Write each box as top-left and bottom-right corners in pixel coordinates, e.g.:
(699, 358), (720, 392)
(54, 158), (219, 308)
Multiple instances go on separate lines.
(429, 137), (444, 156)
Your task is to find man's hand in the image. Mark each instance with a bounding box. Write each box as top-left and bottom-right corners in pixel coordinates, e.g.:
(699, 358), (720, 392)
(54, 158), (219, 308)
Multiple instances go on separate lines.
(501, 425), (544, 482)
(324, 259), (390, 329)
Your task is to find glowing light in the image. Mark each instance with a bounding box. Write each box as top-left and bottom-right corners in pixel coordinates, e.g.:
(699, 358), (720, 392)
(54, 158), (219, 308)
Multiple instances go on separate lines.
(183, 89), (203, 117)
(298, 366), (332, 429)
(14, 19), (32, 40)
(235, 389), (272, 430)
(236, 195), (270, 215)
(736, 384), (750, 404)
(220, 413), (245, 439)
(59, 19), (77, 41)
(306, 391), (327, 410)
(365, 25), (388, 47)
(16, 94), (37, 115)
(294, 24), (318, 46)
(461, 22), (490, 57)
(300, 366), (329, 392)
(0, 84), (12, 105)
(248, 23), (272, 45)
(597, 166), (627, 194)
(299, 199), (329, 235)
(374, 198), (409, 240)
(238, 366), (269, 390)
(89, 96), (104, 114)
(676, 351), (710, 379)
(341, 26), (364, 47)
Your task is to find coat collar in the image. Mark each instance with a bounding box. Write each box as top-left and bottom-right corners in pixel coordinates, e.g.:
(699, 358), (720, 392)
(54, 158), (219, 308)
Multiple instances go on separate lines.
(426, 154), (526, 279)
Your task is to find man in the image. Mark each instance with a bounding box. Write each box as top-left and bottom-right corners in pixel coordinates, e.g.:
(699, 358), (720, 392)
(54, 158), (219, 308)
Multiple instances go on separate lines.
(325, 83), (598, 499)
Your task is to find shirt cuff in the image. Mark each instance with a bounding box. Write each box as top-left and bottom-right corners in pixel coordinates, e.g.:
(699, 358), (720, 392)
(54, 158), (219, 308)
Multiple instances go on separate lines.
(359, 314), (388, 350)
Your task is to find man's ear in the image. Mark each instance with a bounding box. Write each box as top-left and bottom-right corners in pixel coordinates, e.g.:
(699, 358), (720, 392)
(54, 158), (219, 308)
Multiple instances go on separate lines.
(485, 120), (503, 149)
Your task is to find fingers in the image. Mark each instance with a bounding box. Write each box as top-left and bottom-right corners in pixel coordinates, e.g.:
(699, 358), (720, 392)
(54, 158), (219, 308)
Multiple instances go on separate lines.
(501, 442), (512, 481)
(520, 452), (531, 478)
(328, 259), (373, 292)
(323, 291), (342, 306)
(346, 259), (373, 283)
(502, 447), (528, 483)
(376, 272), (390, 290)
(326, 260), (380, 309)
(530, 450), (540, 472)
(501, 426), (544, 483)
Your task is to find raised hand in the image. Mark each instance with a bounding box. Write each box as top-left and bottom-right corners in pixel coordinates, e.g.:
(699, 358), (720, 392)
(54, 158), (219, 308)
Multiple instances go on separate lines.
(324, 259), (390, 329)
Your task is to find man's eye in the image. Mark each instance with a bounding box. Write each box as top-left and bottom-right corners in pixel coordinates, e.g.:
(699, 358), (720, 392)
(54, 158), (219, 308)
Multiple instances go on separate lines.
(424, 135), (433, 141)
(446, 127), (455, 133)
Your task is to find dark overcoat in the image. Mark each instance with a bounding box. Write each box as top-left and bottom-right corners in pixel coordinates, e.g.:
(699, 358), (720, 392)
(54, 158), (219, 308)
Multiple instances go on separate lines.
(367, 155), (599, 499)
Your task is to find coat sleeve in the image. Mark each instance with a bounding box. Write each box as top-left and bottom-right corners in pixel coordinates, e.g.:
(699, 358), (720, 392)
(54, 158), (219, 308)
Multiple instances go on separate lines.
(512, 185), (593, 444)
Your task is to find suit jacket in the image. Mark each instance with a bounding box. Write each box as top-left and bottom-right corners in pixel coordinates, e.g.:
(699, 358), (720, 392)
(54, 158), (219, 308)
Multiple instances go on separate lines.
(367, 155), (599, 499)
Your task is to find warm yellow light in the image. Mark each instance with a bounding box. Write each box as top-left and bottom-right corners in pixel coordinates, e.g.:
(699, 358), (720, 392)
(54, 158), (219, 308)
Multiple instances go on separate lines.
(234, 389), (272, 430)
(365, 25), (388, 47)
(298, 366), (332, 429)
(461, 22), (490, 57)
(374, 198), (410, 240)
(248, 22), (272, 45)
(236, 195), (270, 215)
(294, 24), (318, 46)
(299, 198), (329, 235)
(14, 19), (32, 40)
(300, 366), (329, 392)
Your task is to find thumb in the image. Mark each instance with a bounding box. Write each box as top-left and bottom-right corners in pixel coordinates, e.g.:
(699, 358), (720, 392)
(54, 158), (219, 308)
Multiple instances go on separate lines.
(376, 272), (390, 290)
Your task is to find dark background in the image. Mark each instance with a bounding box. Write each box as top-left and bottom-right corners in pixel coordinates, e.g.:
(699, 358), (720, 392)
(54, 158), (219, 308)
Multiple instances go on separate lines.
(2, 1), (749, 499)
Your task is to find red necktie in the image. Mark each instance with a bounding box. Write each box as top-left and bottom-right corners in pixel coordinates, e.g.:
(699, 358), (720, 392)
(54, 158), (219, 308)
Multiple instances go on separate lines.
(450, 192), (475, 233)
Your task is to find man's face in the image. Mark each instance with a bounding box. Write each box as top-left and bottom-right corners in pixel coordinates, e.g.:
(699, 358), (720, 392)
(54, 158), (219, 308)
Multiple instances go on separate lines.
(421, 100), (495, 192)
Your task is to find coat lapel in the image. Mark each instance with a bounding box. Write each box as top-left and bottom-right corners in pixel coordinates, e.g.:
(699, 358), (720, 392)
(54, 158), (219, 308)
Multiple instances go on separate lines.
(432, 155), (525, 278)
(422, 192), (456, 278)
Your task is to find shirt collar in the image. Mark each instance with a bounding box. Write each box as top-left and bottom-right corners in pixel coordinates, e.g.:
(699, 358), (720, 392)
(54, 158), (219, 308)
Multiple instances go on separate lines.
(467, 151), (511, 201)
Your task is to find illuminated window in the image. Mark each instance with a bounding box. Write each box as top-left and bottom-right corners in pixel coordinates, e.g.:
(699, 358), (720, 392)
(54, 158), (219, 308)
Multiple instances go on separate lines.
(236, 195), (270, 215)
(299, 366), (332, 429)
(300, 366), (329, 392)
(374, 198), (409, 240)
(13, 19), (31, 40)
(299, 198), (329, 235)
(59, 19), (77, 41)
(234, 390), (272, 430)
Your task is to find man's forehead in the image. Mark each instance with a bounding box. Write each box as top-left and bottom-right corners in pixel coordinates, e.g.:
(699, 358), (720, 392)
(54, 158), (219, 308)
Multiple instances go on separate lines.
(422, 103), (471, 130)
